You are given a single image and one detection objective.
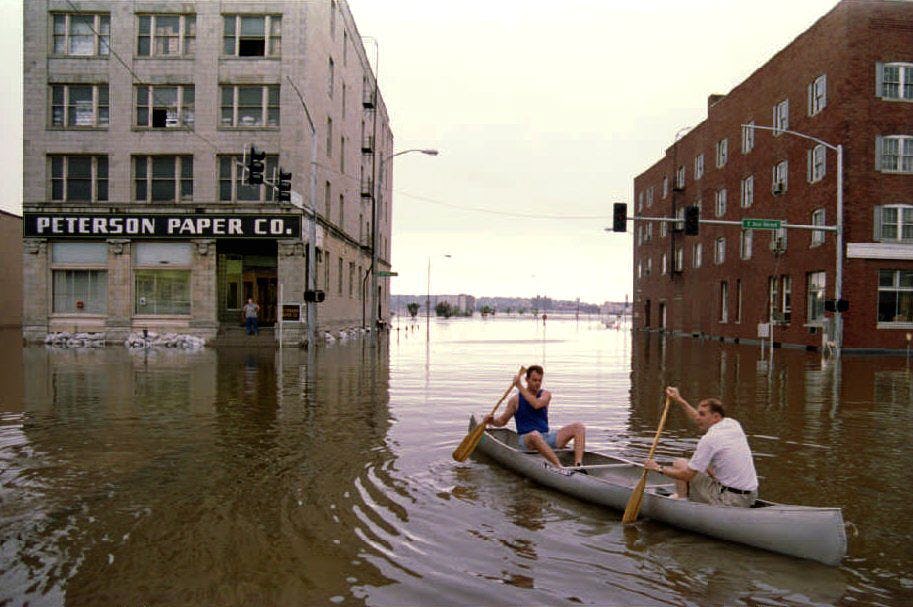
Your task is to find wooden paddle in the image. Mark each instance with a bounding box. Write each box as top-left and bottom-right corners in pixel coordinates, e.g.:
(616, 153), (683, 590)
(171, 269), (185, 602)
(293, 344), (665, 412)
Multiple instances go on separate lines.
(622, 395), (672, 524)
(452, 367), (526, 462)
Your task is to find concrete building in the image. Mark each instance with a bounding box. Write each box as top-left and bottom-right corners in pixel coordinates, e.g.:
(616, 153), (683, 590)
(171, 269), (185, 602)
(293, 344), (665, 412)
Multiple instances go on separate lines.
(632, 0), (913, 352)
(0, 211), (23, 328)
(22, 0), (393, 346)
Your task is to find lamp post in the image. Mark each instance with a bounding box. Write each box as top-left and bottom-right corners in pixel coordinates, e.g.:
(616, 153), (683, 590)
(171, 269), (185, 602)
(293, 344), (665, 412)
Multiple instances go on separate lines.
(372, 148), (439, 329)
(743, 124), (844, 359)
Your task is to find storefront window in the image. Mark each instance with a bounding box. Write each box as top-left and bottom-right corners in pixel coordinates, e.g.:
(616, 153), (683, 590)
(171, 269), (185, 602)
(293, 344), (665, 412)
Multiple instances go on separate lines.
(878, 270), (913, 323)
(53, 270), (107, 313)
(135, 270), (191, 315)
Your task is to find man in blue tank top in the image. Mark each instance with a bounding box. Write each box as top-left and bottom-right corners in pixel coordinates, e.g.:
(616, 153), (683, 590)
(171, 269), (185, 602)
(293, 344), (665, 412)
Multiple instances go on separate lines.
(483, 365), (586, 468)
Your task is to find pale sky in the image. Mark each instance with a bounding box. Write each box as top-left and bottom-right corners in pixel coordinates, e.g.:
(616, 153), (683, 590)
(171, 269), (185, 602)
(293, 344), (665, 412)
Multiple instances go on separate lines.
(3, 0), (841, 304)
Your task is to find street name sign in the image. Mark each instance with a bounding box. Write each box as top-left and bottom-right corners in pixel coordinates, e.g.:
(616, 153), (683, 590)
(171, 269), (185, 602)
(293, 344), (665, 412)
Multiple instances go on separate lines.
(742, 218), (782, 230)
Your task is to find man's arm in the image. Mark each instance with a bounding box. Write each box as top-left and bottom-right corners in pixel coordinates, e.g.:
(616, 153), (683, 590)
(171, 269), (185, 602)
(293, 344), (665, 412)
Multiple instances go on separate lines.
(485, 396), (518, 427)
(516, 378), (551, 410)
(666, 386), (699, 424)
(644, 458), (697, 481)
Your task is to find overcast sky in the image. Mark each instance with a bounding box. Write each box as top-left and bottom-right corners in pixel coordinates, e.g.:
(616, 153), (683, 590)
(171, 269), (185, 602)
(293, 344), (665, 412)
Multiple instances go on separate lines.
(2, 0), (841, 304)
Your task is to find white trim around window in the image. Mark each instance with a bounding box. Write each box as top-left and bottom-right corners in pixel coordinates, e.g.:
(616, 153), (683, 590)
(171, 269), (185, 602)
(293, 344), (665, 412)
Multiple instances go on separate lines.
(773, 99), (789, 134)
(811, 209), (826, 246)
(220, 85), (279, 127)
(51, 84), (109, 128)
(715, 138), (728, 168)
(873, 204), (913, 242)
(740, 175), (754, 208)
(808, 144), (826, 183)
(808, 74), (827, 116)
(877, 62), (913, 101)
(876, 135), (913, 173)
(742, 121), (755, 153)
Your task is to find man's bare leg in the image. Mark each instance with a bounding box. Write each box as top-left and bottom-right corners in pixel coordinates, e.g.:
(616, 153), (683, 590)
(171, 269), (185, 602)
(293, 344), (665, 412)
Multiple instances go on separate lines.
(523, 431), (562, 467)
(556, 422), (586, 466)
(670, 457), (690, 498)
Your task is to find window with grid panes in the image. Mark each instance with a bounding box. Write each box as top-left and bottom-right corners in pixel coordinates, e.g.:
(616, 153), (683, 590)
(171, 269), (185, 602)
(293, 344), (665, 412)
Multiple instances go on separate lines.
(878, 270), (913, 323)
(220, 85), (278, 127)
(741, 175), (754, 208)
(51, 84), (108, 128)
(219, 155), (278, 202)
(134, 156), (193, 202)
(223, 15), (281, 57)
(879, 63), (913, 100)
(53, 13), (109, 56)
(50, 156), (108, 202)
(136, 85), (194, 128)
(137, 14), (195, 56)
(877, 136), (913, 173)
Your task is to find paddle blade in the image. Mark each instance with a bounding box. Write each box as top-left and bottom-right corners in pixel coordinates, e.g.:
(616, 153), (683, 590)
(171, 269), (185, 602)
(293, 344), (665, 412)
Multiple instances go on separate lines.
(452, 422), (487, 462)
(622, 472), (649, 524)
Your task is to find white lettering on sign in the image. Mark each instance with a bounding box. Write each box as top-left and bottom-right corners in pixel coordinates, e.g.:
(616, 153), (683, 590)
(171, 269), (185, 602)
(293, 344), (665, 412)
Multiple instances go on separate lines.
(255, 219), (267, 234)
(229, 218), (242, 234)
(270, 219), (284, 234)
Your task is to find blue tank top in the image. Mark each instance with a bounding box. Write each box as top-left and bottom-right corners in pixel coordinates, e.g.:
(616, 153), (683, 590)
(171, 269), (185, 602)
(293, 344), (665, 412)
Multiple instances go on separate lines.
(515, 390), (549, 435)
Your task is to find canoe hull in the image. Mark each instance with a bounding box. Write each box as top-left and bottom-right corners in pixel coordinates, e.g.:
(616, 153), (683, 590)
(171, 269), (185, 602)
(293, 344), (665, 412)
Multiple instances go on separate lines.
(469, 417), (846, 566)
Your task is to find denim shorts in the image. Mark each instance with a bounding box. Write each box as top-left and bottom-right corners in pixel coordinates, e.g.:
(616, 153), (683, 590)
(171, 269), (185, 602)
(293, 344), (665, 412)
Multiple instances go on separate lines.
(518, 430), (559, 451)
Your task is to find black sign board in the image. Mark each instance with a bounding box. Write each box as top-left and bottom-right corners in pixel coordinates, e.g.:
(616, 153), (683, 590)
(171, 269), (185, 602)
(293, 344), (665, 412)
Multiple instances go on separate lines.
(23, 213), (301, 239)
(282, 304), (302, 321)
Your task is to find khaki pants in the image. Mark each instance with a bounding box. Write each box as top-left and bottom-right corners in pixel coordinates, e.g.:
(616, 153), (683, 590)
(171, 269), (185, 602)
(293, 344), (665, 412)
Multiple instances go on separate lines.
(689, 472), (756, 507)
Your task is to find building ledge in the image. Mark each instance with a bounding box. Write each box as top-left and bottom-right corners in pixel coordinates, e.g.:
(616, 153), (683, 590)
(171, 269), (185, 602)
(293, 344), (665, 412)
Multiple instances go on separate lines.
(847, 242), (913, 260)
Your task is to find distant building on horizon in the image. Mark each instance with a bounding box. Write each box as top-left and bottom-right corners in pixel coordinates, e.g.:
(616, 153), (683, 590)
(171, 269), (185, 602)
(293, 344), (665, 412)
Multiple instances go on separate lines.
(0, 210), (23, 328)
(632, 0), (913, 353)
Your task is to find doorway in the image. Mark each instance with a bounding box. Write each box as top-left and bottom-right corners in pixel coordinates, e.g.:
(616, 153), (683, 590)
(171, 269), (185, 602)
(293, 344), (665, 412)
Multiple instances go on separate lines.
(217, 240), (278, 327)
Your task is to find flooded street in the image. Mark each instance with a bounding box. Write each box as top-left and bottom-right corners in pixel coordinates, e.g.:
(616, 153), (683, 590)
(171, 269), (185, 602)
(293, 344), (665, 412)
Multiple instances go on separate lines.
(1, 318), (912, 605)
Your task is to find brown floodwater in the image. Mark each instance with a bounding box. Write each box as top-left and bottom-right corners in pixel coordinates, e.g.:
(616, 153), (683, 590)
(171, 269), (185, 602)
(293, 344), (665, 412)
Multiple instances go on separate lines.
(0, 319), (911, 605)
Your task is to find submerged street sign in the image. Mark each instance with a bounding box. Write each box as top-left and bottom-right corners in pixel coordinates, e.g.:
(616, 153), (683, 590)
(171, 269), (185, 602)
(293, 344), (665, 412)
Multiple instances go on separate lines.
(742, 218), (782, 230)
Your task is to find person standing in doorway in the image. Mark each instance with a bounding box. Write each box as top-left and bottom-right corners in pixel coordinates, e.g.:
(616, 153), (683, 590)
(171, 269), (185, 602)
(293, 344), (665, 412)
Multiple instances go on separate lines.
(242, 298), (260, 335)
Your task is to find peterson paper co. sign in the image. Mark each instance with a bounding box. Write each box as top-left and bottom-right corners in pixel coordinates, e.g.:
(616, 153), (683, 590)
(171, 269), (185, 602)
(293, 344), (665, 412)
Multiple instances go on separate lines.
(23, 213), (302, 239)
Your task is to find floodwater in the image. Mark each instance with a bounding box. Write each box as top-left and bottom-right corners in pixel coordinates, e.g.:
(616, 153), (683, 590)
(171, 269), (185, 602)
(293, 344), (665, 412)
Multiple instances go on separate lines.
(0, 318), (911, 606)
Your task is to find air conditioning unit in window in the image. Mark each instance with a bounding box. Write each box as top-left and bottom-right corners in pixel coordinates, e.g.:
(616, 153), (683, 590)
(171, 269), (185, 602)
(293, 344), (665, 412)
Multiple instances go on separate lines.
(773, 182), (786, 196)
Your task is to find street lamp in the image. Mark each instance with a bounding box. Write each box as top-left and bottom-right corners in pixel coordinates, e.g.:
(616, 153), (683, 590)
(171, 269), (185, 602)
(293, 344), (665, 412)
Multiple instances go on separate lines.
(743, 124), (844, 358)
(371, 148), (439, 329)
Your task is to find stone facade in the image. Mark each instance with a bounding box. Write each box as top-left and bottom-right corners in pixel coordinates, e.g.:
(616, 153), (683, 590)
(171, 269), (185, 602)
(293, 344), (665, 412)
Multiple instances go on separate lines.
(22, 0), (393, 346)
(632, 0), (913, 352)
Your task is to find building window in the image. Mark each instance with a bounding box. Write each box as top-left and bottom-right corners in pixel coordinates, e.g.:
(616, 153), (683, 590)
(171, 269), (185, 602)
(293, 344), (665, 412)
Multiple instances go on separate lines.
(674, 247), (683, 272)
(327, 117), (333, 156)
(811, 209), (826, 246)
(773, 99), (789, 134)
(219, 155), (278, 202)
(337, 257), (343, 295)
(50, 155), (108, 202)
(328, 57), (335, 97)
(662, 176), (669, 198)
(741, 175), (754, 208)
(137, 14), (195, 56)
(220, 85), (278, 127)
(637, 191), (644, 212)
(661, 253), (668, 275)
(772, 160), (788, 194)
(808, 74), (827, 115)
(693, 242), (702, 268)
(223, 15), (281, 57)
(674, 207), (685, 232)
(637, 261), (642, 279)
(134, 156), (193, 202)
(878, 270), (913, 324)
(781, 275), (792, 323)
(675, 166), (685, 189)
(136, 85), (194, 128)
(646, 258), (652, 276)
(876, 136), (913, 173)
(660, 221), (668, 238)
(51, 84), (108, 128)
(331, 0), (337, 36)
(348, 261), (355, 298)
(720, 281), (729, 323)
(715, 139), (728, 168)
(135, 269), (191, 315)
(771, 226), (788, 253)
(694, 154), (704, 180)
(714, 237), (725, 265)
(742, 121), (755, 153)
(324, 251), (331, 292)
(879, 62), (913, 100)
(807, 271), (826, 323)
(736, 279), (742, 323)
(768, 276), (779, 320)
(646, 186), (654, 207)
(53, 270), (107, 314)
(740, 229), (753, 260)
(53, 13), (109, 56)
(645, 223), (653, 242)
(339, 193), (345, 225)
(340, 136), (346, 172)
(875, 205), (913, 241)
(808, 144), (826, 182)
(715, 188), (727, 217)
(342, 83), (347, 117)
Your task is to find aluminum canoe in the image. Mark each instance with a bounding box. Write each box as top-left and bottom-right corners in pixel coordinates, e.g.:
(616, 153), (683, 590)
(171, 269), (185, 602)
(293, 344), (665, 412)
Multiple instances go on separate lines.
(468, 416), (846, 566)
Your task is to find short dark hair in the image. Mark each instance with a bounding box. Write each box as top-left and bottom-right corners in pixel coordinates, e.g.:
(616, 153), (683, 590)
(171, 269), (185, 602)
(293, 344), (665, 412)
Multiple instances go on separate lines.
(699, 398), (726, 418)
(526, 365), (544, 378)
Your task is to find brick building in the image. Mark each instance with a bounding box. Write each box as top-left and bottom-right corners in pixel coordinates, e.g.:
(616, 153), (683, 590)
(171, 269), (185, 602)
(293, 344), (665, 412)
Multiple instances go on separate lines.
(632, 0), (913, 352)
(22, 0), (393, 346)
(0, 210), (23, 328)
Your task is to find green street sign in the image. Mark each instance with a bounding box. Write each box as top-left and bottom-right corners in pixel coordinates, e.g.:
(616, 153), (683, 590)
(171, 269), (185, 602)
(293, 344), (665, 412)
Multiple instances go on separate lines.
(376, 271), (398, 277)
(742, 218), (782, 230)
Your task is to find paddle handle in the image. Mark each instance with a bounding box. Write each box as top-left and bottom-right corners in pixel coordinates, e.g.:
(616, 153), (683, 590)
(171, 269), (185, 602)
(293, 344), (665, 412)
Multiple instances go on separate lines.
(484, 366), (526, 421)
(644, 396), (672, 463)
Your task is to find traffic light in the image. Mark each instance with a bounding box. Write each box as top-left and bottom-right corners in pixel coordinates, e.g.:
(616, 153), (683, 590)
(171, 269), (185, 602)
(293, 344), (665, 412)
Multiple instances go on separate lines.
(277, 168), (292, 202)
(684, 205), (700, 235)
(612, 203), (627, 232)
(247, 146), (266, 185)
(304, 289), (326, 303)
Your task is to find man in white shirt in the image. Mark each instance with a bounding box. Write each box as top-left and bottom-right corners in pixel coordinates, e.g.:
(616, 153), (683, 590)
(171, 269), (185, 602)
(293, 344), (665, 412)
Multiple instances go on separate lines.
(644, 386), (758, 507)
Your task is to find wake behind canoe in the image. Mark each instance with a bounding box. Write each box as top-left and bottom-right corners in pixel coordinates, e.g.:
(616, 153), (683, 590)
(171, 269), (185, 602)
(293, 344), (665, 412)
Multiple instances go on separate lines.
(467, 415), (847, 566)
